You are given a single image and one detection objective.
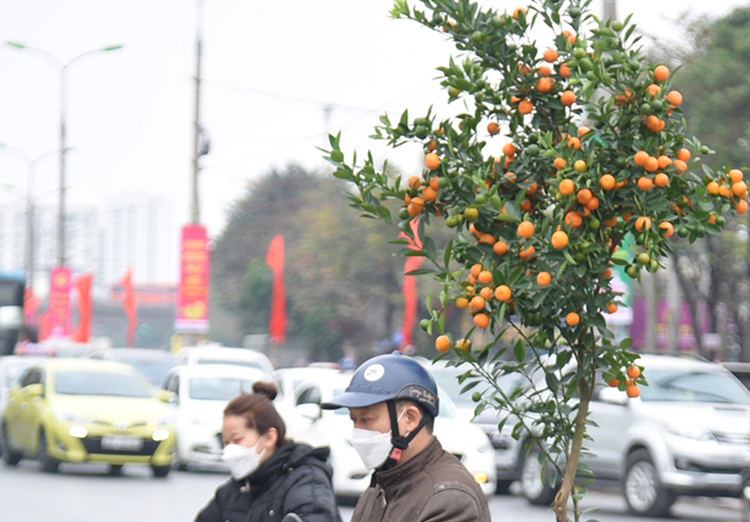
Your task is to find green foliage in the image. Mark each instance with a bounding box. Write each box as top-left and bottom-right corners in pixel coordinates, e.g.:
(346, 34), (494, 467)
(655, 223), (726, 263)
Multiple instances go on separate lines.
(676, 7), (750, 171)
(324, 1), (746, 519)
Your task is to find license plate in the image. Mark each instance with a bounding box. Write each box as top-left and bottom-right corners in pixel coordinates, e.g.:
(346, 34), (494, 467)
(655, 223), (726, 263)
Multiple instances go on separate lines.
(101, 436), (143, 451)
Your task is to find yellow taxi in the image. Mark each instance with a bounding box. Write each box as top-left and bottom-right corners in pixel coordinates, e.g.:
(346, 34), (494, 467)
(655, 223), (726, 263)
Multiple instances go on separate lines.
(1, 358), (175, 476)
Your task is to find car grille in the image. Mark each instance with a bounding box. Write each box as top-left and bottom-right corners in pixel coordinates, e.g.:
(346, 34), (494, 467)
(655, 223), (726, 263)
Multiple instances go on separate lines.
(711, 430), (750, 445)
(81, 437), (159, 456)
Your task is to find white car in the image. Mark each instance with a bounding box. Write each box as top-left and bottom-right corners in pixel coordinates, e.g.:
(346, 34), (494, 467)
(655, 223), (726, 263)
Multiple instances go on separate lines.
(289, 372), (497, 498)
(176, 345), (274, 376)
(162, 364), (268, 470)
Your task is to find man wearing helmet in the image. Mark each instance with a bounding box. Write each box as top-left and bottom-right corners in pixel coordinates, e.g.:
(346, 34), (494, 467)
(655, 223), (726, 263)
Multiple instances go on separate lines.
(321, 351), (491, 522)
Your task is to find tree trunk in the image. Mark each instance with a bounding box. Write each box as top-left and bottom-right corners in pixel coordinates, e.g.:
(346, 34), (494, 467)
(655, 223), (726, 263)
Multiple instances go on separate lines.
(674, 252), (704, 354)
(644, 272), (658, 352)
(554, 375), (593, 522)
(666, 256), (681, 355)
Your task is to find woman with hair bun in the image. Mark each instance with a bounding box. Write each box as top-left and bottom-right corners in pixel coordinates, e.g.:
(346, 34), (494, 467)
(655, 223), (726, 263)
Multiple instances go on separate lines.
(195, 381), (341, 522)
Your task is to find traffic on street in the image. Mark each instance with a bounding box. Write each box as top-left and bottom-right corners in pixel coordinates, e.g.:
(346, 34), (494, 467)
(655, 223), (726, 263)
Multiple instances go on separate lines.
(0, 460), (744, 522)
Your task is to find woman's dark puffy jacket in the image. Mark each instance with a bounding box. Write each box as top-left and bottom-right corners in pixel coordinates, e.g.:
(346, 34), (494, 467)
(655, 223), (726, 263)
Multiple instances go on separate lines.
(195, 441), (341, 522)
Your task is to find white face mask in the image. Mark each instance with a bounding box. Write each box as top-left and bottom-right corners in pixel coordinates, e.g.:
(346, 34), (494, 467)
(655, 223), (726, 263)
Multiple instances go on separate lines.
(351, 409), (406, 470)
(221, 437), (266, 480)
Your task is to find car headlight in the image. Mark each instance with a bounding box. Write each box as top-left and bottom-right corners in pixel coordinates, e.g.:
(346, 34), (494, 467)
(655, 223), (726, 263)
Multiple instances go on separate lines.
(668, 423), (714, 441)
(152, 428), (171, 441)
(68, 426), (88, 438)
(53, 407), (93, 424)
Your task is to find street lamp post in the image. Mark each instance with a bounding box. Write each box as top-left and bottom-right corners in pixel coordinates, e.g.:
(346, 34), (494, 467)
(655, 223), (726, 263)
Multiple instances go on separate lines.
(5, 41), (123, 267)
(0, 145), (60, 289)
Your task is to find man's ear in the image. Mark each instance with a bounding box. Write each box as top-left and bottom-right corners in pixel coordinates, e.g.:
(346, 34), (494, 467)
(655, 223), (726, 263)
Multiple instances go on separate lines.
(404, 403), (423, 432)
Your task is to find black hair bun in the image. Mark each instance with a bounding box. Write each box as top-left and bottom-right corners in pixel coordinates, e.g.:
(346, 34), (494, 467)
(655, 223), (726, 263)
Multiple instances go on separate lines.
(252, 381), (278, 401)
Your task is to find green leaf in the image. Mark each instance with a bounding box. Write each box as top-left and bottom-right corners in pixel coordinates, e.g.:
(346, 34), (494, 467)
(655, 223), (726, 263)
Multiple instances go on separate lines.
(514, 339), (525, 362)
(405, 268), (435, 276)
(444, 240), (453, 269)
(563, 250), (578, 265)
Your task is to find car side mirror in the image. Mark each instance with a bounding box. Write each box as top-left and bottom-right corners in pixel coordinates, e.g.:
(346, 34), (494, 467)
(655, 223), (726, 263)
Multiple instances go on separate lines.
(157, 390), (177, 403)
(297, 403), (322, 422)
(597, 386), (628, 406)
(25, 383), (44, 398)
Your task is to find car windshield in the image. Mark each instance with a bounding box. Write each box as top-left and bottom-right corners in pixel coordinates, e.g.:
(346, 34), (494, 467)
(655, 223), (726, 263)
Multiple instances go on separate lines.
(640, 369), (750, 404)
(197, 359), (263, 371)
(55, 371), (151, 398)
(189, 377), (258, 401)
(111, 357), (177, 386)
(3, 362), (34, 388)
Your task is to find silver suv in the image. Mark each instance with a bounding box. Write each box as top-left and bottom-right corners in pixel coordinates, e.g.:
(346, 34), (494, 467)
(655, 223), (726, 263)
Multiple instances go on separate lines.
(519, 354), (750, 516)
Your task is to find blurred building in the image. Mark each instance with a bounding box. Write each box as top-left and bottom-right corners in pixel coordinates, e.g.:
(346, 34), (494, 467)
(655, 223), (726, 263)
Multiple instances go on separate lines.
(0, 198), (98, 284)
(98, 192), (178, 288)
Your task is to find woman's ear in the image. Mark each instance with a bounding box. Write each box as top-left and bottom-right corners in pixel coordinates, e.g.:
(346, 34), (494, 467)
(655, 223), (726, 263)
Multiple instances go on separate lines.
(263, 427), (279, 449)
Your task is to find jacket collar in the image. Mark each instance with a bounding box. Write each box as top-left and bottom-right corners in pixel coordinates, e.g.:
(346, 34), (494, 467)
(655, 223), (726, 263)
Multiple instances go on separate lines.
(245, 440), (296, 488)
(374, 437), (443, 490)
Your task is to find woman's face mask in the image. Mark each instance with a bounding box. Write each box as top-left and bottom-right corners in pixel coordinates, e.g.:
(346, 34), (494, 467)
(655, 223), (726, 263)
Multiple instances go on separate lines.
(221, 435), (266, 480)
(350, 409), (406, 470)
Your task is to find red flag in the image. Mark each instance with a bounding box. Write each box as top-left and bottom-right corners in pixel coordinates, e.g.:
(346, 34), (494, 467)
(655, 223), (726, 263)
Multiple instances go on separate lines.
(24, 287), (39, 331)
(38, 311), (50, 342)
(73, 273), (93, 343)
(400, 219), (424, 348)
(120, 269), (137, 347)
(265, 235), (287, 345)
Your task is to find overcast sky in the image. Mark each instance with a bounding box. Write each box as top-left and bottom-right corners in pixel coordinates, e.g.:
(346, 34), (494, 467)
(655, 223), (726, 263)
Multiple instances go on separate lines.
(1, 0), (748, 242)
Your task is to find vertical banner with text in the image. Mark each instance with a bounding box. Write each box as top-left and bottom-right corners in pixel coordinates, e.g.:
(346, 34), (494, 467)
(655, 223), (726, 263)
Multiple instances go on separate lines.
(48, 267), (72, 340)
(175, 224), (210, 333)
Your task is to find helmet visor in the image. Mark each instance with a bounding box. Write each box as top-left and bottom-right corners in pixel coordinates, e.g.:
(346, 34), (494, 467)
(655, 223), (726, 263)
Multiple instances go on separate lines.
(321, 390), (388, 410)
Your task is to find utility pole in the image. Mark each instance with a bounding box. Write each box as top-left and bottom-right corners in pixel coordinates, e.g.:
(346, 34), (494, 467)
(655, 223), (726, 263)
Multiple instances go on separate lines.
(323, 104), (333, 144)
(603, 0), (617, 21)
(191, 0), (204, 225)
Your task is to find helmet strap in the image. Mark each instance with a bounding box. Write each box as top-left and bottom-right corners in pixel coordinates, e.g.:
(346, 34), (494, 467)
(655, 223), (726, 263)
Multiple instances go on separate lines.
(376, 401), (430, 472)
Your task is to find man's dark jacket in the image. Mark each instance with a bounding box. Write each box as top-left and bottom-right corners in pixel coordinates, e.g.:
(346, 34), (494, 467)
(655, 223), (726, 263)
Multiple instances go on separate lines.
(350, 437), (491, 522)
(195, 441), (341, 522)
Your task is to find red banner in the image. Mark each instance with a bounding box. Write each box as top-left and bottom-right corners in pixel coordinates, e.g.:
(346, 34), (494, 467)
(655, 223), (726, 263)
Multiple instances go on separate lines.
(48, 267), (72, 340)
(400, 219), (424, 349)
(266, 235), (287, 345)
(73, 273), (93, 344)
(175, 224), (210, 333)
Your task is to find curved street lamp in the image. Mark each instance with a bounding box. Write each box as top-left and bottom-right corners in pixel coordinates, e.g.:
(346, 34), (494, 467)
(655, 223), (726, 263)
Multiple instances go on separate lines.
(5, 41), (123, 268)
(0, 144), (65, 289)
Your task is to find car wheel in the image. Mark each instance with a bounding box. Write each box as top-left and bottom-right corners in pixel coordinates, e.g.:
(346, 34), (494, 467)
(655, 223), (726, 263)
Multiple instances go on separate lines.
(1, 423), (22, 466)
(38, 430), (60, 473)
(520, 444), (558, 505)
(152, 465), (171, 478)
(495, 480), (513, 495)
(623, 449), (675, 517)
(108, 464), (124, 476)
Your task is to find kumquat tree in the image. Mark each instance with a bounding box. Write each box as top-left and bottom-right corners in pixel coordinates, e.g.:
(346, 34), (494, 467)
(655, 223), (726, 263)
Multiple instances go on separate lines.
(324, 0), (748, 520)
